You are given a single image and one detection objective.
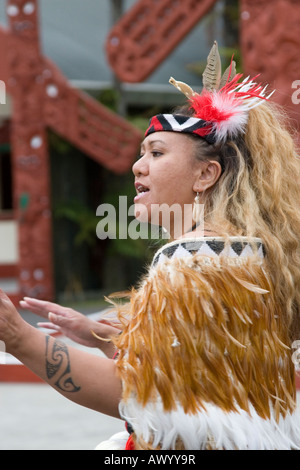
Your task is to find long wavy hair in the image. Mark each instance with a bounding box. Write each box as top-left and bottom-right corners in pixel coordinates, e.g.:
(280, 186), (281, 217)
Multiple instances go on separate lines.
(174, 101), (300, 343)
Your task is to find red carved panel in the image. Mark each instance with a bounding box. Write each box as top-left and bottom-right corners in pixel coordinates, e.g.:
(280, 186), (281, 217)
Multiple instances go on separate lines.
(106, 0), (218, 83)
(3, 0), (142, 300)
(6, 0), (53, 299)
(0, 27), (10, 83)
(240, 0), (300, 138)
(0, 264), (17, 277)
(43, 58), (141, 174)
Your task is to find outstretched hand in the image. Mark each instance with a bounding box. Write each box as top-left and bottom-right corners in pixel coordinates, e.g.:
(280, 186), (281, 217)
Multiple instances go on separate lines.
(1, 291), (122, 417)
(19, 297), (121, 356)
(0, 289), (30, 354)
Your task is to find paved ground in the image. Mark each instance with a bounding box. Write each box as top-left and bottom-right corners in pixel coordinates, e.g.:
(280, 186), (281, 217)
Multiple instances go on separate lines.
(0, 382), (123, 450)
(0, 306), (123, 450)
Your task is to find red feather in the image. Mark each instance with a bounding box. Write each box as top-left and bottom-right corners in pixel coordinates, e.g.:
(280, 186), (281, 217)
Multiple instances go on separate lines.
(189, 72), (269, 129)
(189, 92), (236, 123)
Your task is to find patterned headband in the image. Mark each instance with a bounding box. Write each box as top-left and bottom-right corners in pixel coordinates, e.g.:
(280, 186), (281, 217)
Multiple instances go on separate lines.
(145, 114), (218, 144)
(145, 41), (274, 145)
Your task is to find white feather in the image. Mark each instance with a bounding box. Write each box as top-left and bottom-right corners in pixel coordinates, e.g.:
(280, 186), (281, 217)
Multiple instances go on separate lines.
(210, 79), (275, 143)
(119, 397), (300, 450)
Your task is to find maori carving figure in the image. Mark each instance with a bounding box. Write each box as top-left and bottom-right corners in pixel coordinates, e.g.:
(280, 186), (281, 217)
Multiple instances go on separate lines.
(1, 0), (142, 301)
(106, 0), (218, 83)
(5, 0), (53, 300)
(240, 0), (300, 139)
(107, 0), (300, 143)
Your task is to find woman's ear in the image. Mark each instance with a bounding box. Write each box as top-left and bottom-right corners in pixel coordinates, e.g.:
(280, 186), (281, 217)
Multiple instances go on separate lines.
(193, 160), (222, 192)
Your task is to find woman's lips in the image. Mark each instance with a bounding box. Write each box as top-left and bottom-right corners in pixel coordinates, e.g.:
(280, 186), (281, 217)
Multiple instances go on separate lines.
(134, 183), (150, 203)
(134, 190), (150, 203)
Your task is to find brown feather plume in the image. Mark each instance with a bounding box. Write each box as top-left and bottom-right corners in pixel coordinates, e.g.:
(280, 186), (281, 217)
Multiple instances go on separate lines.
(202, 40), (222, 91)
(112, 255), (296, 447)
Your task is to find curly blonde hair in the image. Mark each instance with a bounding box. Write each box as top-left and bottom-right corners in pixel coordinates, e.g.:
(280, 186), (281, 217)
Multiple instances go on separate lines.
(176, 101), (300, 343)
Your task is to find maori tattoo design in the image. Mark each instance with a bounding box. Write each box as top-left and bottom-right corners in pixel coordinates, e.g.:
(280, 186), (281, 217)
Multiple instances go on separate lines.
(45, 336), (81, 393)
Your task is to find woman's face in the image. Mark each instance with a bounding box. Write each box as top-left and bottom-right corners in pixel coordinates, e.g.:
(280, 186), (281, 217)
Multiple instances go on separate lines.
(132, 132), (201, 234)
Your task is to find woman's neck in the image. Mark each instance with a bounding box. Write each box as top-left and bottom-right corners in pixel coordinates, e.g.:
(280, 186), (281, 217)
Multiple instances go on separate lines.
(178, 227), (219, 240)
(168, 221), (219, 240)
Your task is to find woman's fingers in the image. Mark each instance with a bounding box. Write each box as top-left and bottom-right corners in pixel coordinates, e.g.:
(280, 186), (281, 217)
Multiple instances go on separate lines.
(23, 297), (64, 314)
(48, 312), (60, 324)
(19, 297), (70, 319)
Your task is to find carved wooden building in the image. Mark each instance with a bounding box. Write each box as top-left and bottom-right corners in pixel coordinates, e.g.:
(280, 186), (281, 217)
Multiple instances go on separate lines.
(0, 0), (142, 303)
(106, 0), (300, 139)
(0, 0), (299, 304)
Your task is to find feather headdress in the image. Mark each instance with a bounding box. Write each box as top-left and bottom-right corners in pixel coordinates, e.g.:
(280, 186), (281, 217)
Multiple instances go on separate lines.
(145, 41), (274, 144)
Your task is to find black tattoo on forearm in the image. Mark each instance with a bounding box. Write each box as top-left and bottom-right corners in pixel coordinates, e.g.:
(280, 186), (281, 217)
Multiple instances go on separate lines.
(45, 336), (81, 393)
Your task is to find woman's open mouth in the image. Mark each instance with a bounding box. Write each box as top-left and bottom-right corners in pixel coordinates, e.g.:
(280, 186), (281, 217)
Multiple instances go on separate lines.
(134, 183), (150, 202)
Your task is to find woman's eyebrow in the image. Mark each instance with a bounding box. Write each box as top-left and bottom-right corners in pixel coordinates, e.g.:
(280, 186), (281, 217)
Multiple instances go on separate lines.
(149, 139), (165, 146)
(140, 139), (166, 150)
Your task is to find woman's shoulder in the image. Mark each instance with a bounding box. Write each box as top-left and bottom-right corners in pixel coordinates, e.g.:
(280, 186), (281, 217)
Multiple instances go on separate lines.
(151, 236), (265, 268)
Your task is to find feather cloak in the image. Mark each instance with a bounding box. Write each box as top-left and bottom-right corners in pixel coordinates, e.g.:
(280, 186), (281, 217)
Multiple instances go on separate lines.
(112, 239), (300, 450)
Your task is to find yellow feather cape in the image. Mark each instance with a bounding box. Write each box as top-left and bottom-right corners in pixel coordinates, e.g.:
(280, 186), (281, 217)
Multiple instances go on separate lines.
(112, 251), (297, 449)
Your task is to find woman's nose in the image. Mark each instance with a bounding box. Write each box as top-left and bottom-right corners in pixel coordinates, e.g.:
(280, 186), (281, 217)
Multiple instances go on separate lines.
(132, 154), (149, 177)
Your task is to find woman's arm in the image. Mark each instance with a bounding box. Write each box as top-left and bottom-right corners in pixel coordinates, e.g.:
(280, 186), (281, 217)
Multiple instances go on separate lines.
(0, 291), (122, 418)
(19, 297), (121, 358)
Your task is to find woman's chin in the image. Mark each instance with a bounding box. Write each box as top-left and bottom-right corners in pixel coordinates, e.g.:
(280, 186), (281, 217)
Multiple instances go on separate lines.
(134, 203), (150, 224)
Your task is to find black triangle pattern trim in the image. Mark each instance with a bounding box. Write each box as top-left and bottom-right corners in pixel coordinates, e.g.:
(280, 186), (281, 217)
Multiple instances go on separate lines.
(231, 242), (245, 256)
(206, 240), (225, 255)
(152, 239), (264, 267)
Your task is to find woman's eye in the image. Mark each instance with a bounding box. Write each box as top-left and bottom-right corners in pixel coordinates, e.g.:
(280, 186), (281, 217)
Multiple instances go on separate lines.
(137, 151), (163, 160)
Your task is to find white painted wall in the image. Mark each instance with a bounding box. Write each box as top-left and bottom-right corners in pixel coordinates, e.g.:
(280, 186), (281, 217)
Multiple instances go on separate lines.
(0, 220), (18, 264)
